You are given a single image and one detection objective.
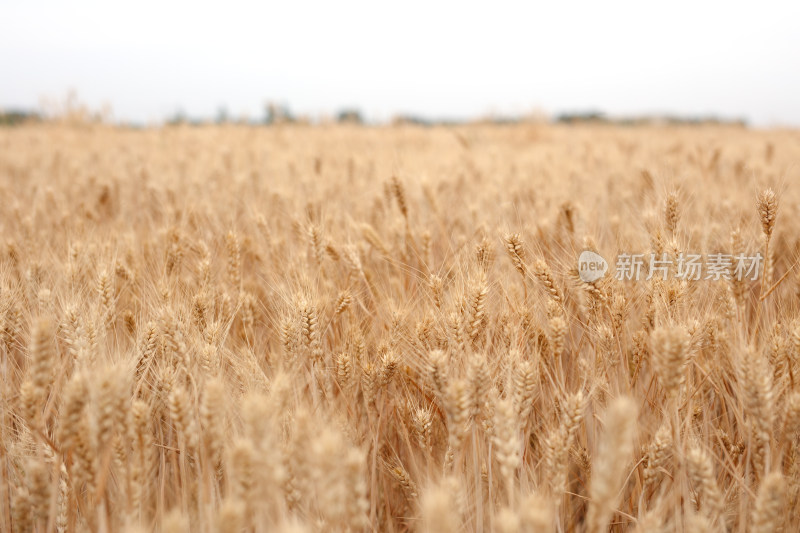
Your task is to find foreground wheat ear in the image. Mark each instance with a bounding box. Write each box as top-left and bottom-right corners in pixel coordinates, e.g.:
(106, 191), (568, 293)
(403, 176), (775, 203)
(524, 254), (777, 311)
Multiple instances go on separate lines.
(0, 122), (798, 532)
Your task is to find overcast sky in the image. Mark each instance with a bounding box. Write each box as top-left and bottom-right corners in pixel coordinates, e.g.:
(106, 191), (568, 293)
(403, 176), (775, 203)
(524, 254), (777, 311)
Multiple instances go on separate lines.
(2, 0), (799, 125)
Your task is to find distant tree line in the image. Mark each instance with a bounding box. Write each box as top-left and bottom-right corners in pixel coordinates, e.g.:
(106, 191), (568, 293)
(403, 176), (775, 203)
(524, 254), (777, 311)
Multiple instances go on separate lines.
(0, 110), (41, 126)
(555, 111), (747, 127)
(1, 103), (748, 128)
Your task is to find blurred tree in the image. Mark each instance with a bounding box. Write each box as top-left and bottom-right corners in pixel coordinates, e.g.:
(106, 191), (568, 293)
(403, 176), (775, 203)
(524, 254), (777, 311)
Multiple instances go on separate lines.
(336, 109), (364, 124)
(167, 109), (188, 126)
(264, 102), (294, 124)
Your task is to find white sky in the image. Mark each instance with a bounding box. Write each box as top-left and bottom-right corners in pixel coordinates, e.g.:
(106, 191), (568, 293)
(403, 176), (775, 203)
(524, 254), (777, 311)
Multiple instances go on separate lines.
(2, 0), (799, 125)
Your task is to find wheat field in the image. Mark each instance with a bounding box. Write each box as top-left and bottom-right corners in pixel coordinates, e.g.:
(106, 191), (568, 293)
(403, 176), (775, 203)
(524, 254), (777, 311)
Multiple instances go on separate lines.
(1, 122), (799, 532)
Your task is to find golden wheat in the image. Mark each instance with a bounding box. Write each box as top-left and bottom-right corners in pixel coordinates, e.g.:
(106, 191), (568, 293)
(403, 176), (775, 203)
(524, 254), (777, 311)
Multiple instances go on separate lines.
(0, 121), (798, 531)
